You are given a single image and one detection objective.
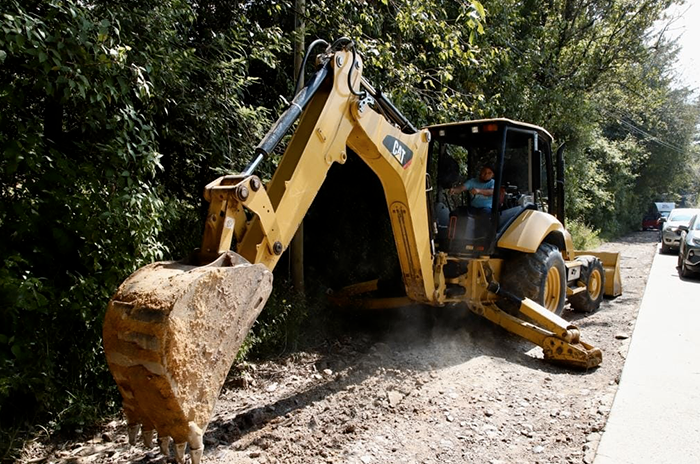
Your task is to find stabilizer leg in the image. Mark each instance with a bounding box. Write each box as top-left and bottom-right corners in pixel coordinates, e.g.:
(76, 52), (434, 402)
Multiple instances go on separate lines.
(472, 298), (602, 369)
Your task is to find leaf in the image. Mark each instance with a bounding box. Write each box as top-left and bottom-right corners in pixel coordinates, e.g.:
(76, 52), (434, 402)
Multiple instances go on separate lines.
(472, 0), (485, 19)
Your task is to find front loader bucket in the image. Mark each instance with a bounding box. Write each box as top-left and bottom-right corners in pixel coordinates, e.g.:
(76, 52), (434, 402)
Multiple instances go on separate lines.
(103, 251), (272, 460)
(576, 250), (622, 297)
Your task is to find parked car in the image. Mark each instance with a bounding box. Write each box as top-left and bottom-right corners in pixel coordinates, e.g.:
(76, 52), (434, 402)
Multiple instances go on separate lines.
(677, 213), (700, 278)
(642, 213), (661, 230)
(644, 202), (674, 231)
(660, 208), (700, 253)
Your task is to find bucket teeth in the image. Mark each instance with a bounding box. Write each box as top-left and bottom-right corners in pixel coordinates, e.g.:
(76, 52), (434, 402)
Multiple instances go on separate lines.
(190, 447), (204, 464)
(127, 424), (140, 445)
(174, 442), (187, 464)
(159, 436), (171, 455)
(142, 429), (155, 448)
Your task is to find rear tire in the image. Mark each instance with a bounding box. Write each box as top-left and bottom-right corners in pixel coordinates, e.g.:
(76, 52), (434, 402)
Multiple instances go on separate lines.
(570, 256), (605, 313)
(500, 242), (567, 316)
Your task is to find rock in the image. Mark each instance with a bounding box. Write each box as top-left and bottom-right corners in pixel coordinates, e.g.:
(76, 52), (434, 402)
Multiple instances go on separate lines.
(484, 409), (495, 417)
(308, 416), (318, 430)
(614, 332), (629, 339)
(387, 390), (404, 408)
(323, 368), (333, 376)
(533, 445), (545, 453)
(266, 382), (278, 392)
(360, 455), (373, 463)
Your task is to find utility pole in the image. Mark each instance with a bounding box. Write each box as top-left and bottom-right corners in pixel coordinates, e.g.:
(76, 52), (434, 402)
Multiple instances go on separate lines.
(290, 0), (305, 293)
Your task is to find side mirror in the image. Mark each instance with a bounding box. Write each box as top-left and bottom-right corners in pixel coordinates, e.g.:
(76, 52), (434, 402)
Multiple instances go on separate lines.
(678, 224), (689, 232)
(659, 217), (666, 224)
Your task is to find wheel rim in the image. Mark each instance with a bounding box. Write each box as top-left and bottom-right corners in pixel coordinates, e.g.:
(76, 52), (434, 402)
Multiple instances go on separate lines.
(543, 266), (562, 312)
(588, 269), (603, 300)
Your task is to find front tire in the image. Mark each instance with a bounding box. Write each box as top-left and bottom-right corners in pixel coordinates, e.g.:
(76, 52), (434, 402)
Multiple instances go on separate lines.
(500, 242), (567, 316)
(570, 256), (605, 313)
(680, 258), (692, 278)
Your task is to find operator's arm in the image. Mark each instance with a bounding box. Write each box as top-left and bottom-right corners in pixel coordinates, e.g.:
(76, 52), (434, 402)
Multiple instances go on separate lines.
(449, 184), (467, 195)
(471, 185), (494, 197)
(449, 179), (494, 196)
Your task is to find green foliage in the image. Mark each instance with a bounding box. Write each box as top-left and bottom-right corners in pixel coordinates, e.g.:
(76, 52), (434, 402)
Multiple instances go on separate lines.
(0, 0), (169, 435)
(566, 219), (602, 251)
(0, 0), (284, 449)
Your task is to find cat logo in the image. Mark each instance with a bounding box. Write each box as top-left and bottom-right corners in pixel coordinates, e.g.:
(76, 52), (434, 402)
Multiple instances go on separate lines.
(383, 135), (413, 168)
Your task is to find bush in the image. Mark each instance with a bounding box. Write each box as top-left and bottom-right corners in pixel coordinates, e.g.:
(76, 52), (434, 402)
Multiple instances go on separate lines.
(566, 218), (602, 250)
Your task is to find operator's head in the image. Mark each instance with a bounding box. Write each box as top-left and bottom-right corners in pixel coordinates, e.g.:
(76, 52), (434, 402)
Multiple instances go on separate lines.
(479, 165), (494, 182)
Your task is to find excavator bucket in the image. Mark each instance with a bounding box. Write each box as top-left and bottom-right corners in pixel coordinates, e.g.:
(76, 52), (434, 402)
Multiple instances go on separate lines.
(103, 251), (272, 462)
(576, 250), (622, 297)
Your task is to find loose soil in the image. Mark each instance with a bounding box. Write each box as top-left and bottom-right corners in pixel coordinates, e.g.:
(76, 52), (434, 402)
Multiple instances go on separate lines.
(18, 232), (659, 464)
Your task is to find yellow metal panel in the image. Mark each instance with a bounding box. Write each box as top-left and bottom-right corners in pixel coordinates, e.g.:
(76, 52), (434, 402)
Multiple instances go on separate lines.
(562, 230), (575, 260)
(347, 91), (435, 303)
(497, 209), (566, 253)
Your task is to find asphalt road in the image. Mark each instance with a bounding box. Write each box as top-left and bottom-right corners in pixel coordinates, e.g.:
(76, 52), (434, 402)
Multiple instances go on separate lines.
(594, 245), (700, 464)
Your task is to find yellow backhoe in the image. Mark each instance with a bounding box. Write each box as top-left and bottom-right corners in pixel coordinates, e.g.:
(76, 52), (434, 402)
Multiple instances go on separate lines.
(102, 38), (621, 463)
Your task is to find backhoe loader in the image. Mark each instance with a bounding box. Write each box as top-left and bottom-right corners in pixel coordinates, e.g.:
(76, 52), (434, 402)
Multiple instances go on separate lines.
(102, 38), (621, 463)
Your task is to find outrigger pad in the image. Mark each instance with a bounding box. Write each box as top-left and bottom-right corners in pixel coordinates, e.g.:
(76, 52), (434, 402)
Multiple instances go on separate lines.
(103, 252), (273, 445)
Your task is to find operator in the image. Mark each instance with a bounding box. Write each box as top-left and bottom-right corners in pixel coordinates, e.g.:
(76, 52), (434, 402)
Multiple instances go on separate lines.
(449, 164), (495, 212)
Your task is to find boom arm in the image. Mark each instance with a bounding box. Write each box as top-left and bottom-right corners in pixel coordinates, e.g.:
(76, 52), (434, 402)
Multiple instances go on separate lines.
(198, 48), (437, 303)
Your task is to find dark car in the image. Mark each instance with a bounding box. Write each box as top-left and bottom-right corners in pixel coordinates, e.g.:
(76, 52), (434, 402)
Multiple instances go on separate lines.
(678, 213), (700, 278)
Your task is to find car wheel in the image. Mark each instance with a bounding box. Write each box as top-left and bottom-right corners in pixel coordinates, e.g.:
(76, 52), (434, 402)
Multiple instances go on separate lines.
(680, 258), (695, 278)
(570, 256), (605, 313)
(678, 252), (683, 268)
(660, 242), (669, 254)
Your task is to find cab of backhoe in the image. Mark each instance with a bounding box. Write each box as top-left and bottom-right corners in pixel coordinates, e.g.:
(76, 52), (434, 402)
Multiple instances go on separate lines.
(428, 118), (562, 258)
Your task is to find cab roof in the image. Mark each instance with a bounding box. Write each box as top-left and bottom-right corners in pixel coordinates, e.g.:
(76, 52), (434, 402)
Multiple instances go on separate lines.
(426, 118), (553, 144)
